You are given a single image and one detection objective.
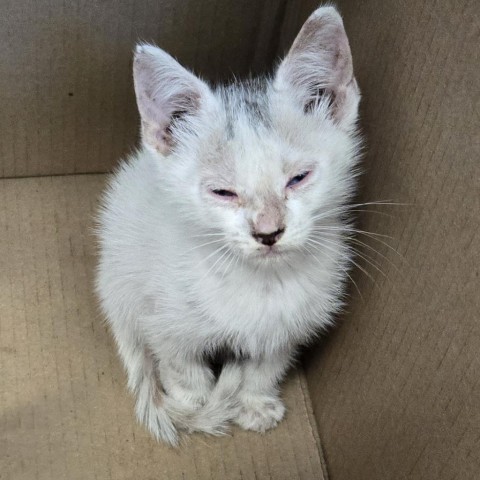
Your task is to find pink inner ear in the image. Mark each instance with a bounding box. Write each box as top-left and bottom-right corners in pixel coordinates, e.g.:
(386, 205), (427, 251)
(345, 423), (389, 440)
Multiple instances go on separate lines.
(133, 45), (206, 154)
(134, 56), (171, 153)
(275, 7), (359, 127)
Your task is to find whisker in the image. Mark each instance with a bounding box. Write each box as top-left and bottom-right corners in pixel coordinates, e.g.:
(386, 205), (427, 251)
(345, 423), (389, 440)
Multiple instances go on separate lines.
(217, 251), (235, 280)
(193, 244), (229, 269)
(311, 227), (404, 260)
(312, 234), (388, 279)
(311, 226), (394, 240)
(232, 250), (241, 275)
(202, 247), (231, 281)
(347, 200), (410, 207)
(307, 238), (378, 285)
(302, 242), (364, 302)
(349, 247), (388, 280)
(349, 231), (404, 258)
(227, 251), (239, 277)
(191, 232), (225, 238)
(184, 238), (225, 253)
(347, 237), (406, 278)
(348, 209), (394, 218)
(308, 199), (409, 226)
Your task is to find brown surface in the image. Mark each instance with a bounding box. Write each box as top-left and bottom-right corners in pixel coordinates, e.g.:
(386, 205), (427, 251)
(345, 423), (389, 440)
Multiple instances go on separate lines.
(280, 1), (479, 479)
(0, 174), (325, 480)
(0, 0), (285, 178)
(2, 1), (479, 479)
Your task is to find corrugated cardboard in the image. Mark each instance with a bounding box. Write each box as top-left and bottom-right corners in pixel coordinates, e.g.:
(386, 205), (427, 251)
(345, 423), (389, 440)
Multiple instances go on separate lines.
(0, 0), (286, 178)
(279, 1), (480, 479)
(1, 1), (478, 479)
(0, 175), (325, 480)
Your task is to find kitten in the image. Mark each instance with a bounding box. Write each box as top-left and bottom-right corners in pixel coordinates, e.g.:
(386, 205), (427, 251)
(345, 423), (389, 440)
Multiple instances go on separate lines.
(95, 6), (361, 445)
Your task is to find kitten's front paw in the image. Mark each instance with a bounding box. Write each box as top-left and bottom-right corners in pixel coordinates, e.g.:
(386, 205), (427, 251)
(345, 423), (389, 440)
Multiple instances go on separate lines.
(234, 393), (285, 432)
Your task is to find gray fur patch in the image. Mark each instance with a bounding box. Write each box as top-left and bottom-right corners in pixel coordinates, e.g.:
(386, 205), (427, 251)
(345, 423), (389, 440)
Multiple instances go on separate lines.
(216, 78), (271, 137)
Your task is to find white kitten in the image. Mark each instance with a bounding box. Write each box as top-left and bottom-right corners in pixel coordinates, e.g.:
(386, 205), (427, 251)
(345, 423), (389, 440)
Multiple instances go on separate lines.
(95, 6), (361, 445)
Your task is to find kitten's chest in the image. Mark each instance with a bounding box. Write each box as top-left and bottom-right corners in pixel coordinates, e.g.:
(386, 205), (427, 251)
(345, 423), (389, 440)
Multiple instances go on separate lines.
(191, 266), (322, 350)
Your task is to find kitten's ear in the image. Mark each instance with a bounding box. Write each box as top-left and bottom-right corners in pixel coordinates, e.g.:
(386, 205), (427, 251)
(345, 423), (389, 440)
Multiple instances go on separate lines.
(133, 44), (212, 155)
(274, 6), (360, 129)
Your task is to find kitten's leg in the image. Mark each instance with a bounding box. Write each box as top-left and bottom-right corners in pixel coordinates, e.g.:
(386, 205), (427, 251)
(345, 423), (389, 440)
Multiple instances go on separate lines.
(119, 335), (231, 440)
(234, 351), (291, 432)
(157, 349), (215, 410)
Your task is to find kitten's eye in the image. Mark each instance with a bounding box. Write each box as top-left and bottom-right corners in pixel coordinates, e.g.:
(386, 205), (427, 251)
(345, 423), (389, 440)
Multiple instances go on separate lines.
(286, 171), (310, 188)
(211, 189), (238, 199)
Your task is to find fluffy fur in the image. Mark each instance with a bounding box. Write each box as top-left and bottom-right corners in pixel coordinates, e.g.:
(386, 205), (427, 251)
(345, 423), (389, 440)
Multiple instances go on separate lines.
(95, 6), (361, 445)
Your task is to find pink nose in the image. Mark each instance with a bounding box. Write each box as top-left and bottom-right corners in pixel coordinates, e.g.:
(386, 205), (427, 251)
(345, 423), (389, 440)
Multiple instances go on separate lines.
(255, 209), (284, 232)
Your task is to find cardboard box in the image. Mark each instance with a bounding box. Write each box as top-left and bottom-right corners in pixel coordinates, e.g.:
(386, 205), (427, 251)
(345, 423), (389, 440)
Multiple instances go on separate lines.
(1, 1), (478, 478)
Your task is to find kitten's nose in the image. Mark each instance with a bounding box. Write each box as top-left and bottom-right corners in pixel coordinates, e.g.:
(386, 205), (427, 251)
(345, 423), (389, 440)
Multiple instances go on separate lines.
(252, 228), (285, 247)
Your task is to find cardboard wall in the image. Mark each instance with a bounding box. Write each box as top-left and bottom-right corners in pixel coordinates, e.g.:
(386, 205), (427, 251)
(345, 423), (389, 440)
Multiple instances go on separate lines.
(1, 1), (478, 479)
(279, 1), (480, 479)
(0, 0), (287, 178)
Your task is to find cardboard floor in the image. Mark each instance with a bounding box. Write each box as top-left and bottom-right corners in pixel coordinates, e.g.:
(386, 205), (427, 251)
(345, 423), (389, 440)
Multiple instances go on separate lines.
(0, 174), (326, 480)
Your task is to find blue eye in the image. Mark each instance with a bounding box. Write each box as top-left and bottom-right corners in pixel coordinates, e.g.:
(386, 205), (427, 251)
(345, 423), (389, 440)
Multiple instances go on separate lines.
(287, 171), (310, 188)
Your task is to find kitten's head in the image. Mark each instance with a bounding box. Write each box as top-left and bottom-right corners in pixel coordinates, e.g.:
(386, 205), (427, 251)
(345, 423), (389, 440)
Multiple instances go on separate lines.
(133, 6), (361, 264)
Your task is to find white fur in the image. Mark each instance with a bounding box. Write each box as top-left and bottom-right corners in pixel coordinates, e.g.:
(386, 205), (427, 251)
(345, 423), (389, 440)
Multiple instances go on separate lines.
(95, 6), (361, 445)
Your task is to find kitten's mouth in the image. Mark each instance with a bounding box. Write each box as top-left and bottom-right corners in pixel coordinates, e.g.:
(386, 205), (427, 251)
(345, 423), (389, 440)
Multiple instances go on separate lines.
(255, 245), (285, 259)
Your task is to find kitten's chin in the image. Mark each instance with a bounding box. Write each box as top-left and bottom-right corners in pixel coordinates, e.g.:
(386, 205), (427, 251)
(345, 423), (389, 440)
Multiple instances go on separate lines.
(252, 245), (289, 262)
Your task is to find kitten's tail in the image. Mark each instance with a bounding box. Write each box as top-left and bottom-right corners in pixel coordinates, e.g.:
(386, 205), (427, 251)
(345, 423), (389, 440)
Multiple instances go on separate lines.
(136, 362), (242, 446)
